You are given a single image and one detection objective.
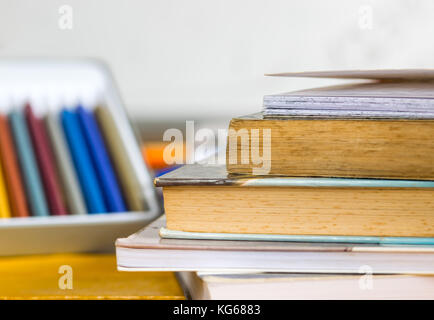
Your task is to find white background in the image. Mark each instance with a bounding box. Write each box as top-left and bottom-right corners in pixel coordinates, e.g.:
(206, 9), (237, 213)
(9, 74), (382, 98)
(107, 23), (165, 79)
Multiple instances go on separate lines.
(1, 0), (433, 120)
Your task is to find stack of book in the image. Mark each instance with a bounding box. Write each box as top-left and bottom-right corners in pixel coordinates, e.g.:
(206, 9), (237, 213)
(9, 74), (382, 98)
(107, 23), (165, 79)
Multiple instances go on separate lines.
(116, 70), (434, 299)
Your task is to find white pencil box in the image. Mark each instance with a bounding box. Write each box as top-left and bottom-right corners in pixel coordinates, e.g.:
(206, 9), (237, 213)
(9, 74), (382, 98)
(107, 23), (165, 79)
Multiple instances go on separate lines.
(0, 58), (161, 255)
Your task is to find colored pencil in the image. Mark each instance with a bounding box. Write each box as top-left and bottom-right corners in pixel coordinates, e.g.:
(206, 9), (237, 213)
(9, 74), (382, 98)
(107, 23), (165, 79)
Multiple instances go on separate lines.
(9, 110), (49, 216)
(0, 115), (29, 217)
(77, 106), (126, 212)
(45, 112), (87, 215)
(25, 105), (67, 215)
(0, 155), (11, 218)
(94, 106), (145, 211)
(61, 109), (106, 213)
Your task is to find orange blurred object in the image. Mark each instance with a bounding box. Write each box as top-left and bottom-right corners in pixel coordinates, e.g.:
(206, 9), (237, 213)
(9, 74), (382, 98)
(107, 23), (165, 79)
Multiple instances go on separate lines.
(142, 142), (167, 170)
(143, 141), (191, 171)
(142, 142), (185, 170)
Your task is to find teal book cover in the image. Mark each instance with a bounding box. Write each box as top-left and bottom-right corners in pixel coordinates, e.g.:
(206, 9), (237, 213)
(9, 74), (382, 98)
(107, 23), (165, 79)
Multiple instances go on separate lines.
(160, 227), (434, 246)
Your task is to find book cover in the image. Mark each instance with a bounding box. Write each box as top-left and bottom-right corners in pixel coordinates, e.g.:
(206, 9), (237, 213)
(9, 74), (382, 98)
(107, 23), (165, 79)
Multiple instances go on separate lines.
(226, 112), (434, 179)
(155, 164), (434, 188)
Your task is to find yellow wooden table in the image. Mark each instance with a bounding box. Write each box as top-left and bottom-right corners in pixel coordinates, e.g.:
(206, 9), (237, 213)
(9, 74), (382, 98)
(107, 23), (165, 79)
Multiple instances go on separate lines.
(0, 254), (184, 300)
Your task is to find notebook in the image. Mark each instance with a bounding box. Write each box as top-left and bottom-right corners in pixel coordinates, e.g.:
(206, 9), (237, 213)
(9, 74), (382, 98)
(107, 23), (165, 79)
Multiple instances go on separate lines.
(116, 216), (434, 274)
(264, 69), (434, 118)
(177, 271), (434, 300)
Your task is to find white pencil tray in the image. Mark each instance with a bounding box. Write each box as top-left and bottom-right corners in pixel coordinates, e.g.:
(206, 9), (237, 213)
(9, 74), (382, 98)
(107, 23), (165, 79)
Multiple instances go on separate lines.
(0, 58), (161, 255)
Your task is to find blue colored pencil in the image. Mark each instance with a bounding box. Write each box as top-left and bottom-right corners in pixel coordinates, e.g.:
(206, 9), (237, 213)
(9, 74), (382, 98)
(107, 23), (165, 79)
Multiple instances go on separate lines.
(61, 109), (107, 213)
(77, 106), (126, 212)
(9, 110), (49, 216)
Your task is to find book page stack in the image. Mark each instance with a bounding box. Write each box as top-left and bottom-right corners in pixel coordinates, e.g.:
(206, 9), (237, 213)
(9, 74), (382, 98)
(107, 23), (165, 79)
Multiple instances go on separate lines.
(116, 70), (434, 299)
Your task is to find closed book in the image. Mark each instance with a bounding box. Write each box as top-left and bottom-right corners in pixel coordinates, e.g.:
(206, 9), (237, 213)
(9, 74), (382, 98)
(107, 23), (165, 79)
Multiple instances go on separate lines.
(227, 112), (434, 179)
(155, 164), (434, 237)
(116, 216), (434, 273)
(263, 69), (434, 118)
(177, 272), (434, 300)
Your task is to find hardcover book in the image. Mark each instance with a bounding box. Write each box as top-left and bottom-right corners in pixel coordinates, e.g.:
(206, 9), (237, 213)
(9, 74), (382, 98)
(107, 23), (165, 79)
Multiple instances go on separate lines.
(154, 164), (434, 237)
(226, 112), (434, 179)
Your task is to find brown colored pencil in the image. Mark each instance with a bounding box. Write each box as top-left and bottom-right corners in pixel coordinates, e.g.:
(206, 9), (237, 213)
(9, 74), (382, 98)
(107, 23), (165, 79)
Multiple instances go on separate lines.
(0, 115), (30, 217)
